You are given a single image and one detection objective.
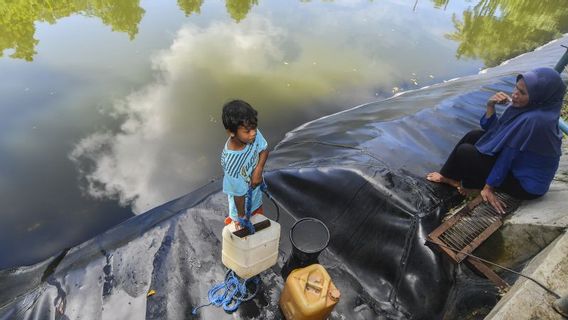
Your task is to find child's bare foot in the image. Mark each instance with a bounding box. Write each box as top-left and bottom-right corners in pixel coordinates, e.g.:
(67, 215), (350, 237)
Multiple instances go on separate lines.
(426, 172), (460, 188)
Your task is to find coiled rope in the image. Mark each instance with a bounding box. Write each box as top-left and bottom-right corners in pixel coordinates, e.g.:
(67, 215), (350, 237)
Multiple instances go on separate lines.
(192, 270), (260, 314)
(193, 183), (274, 314)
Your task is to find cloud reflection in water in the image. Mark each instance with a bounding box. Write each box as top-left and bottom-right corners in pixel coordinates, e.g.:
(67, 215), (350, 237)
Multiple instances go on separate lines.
(69, 16), (422, 213)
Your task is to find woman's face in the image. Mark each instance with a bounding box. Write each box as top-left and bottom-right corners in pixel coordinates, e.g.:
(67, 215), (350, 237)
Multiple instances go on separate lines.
(512, 78), (530, 108)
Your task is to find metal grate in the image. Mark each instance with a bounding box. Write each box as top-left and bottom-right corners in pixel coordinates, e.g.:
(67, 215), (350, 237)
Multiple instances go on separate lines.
(427, 193), (521, 290)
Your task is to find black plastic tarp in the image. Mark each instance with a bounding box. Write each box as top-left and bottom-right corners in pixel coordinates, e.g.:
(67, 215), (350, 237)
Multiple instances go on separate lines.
(1, 36), (567, 320)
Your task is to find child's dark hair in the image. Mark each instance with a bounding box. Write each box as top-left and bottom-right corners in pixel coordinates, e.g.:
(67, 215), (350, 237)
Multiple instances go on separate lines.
(222, 100), (258, 133)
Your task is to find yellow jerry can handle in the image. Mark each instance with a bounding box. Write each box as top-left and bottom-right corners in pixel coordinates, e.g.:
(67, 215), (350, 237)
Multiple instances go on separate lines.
(302, 269), (328, 299)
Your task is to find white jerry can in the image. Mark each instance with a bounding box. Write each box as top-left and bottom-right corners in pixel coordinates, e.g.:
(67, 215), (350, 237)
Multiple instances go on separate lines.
(222, 214), (281, 279)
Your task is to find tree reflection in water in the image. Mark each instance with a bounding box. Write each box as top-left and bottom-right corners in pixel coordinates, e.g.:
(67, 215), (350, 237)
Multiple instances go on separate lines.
(2, 0), (567, 64)
(178, 0), (204, 16)
(0, 0), (145, 61)
(443, 0), (568, 66)
(179, 0), (260, 22)
(0, 0), (263, 61)
(226, 0), (258, 22)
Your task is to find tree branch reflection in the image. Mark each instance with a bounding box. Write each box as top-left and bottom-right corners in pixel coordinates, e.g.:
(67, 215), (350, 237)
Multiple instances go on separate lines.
(3, 0), (567, 68)
(0, 0), (145, 61)
(440, 0), (568, 66)
(178, 0), (204, 16)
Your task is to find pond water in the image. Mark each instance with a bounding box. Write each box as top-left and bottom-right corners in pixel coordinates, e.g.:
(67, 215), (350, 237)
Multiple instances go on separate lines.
(1, 0), (567, 269)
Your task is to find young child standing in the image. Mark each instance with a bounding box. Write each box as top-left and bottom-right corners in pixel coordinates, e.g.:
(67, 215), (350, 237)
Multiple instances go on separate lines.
(220, 100), (269, 227)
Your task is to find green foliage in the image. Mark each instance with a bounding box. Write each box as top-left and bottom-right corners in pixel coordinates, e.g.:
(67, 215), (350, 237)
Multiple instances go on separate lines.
(443, 0), (568, 67)
(178, 0), (204, 16)
(431, 0), (450, 9)
(0, 0), (269, 61)
(0, 0), (145, 61)
(226, 0), (258, 23)
(88, 0), (145, 40)
(7, 0), (564, 65)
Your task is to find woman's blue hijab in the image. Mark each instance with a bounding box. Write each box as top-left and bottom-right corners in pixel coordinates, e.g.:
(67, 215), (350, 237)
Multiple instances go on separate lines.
(475, 67), (566, 157)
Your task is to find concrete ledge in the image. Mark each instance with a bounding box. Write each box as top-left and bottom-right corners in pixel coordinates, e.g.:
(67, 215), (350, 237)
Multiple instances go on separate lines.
(507, 180), (568, 228)
(476, 223), (563, 270)
(476, 178), (568, 268)
(485, 231), (568, 320)
(483, 144), (568, 319)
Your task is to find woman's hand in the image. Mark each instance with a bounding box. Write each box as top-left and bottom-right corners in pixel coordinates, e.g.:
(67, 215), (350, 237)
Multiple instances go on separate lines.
(250, 168), (263, 188)
(480, 184), (506, 214)
(485, 92), (511, 118)
(487, 92), (511, 106)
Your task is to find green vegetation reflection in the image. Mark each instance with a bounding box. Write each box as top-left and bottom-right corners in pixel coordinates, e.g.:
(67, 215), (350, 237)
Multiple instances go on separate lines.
(3, 0), (567, 65)
(442, 0), (568, 67)
(226, 0), (258, 22)
(178, 0), (259, 22)
(178, 0), (204, 16)
(0, 0), (266, 61)
(0, 0), (145, 61)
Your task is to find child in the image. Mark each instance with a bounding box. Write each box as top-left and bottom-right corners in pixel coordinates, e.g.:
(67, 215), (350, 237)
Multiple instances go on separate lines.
(220, 100), (269, 228)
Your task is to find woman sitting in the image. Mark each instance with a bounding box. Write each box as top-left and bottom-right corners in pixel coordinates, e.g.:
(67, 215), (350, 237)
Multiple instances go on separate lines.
(427, 67), (566, 213)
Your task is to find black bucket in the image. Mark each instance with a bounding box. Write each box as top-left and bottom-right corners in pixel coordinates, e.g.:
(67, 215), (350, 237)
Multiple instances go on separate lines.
(281, 217), (330, 280)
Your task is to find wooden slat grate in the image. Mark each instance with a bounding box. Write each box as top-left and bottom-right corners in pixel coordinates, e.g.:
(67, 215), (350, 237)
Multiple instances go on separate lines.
(427, 193), (521, 290)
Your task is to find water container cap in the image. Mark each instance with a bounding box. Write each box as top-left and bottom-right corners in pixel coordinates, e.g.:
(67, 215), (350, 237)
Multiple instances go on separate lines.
(290, 218), (330, 254)
(329, 288), (341, 302)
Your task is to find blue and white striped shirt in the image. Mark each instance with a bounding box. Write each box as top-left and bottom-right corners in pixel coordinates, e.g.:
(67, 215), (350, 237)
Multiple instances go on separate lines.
(221, 129), (268, 220)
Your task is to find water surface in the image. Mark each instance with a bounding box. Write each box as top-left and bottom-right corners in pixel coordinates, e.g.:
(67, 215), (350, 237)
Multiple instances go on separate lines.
(1, 0), (567, 269)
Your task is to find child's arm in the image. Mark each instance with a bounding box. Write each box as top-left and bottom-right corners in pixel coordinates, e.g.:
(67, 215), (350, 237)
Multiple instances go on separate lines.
(234, 195), (246, 218)
(251, 149), (269, 188)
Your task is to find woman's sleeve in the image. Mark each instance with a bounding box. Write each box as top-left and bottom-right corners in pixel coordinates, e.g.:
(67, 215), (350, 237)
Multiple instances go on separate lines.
(480, 113), (497, 131)
(486, 146), (519, 187)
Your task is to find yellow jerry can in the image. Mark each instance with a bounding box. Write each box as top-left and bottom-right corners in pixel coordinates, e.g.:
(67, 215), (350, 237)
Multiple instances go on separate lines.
(279, 264), (340, 320)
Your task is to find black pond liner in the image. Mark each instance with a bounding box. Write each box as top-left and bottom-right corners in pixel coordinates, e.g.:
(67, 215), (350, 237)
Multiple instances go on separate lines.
(281, 217), (330, 279)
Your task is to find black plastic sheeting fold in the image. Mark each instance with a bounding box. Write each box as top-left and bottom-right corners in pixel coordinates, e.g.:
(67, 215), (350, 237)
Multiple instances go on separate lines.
(1, 36), (567, 320)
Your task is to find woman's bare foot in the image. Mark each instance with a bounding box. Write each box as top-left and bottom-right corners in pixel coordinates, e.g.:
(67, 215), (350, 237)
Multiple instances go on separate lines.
(457, 186), (480, 197)
(426, 172), (460, 188)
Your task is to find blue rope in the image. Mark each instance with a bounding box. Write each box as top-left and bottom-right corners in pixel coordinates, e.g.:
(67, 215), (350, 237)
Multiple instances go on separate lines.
(192, 182), (269, 315)
(237, 181), (268, 234)
(237, 187), (256, 234)
(192, 270), (261, 314)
